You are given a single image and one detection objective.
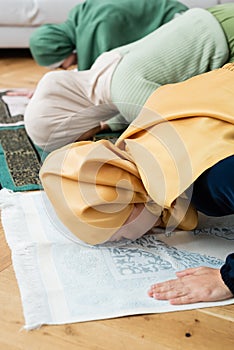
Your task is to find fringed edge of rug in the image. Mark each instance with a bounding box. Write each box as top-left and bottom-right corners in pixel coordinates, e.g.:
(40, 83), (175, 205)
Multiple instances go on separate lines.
(0, 189), (53, 329)
(12, 244), (52, 330)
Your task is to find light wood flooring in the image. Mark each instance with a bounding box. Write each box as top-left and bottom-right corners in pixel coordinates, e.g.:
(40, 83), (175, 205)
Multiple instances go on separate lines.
(0, 50), (234, 350)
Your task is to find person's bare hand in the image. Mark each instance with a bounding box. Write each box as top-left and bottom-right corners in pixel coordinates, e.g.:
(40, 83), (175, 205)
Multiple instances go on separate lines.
(76, 125), (102, 141)
(6, 90), (34, 98)
(148, 266), (233, 304)
(76, 123), (110, 141)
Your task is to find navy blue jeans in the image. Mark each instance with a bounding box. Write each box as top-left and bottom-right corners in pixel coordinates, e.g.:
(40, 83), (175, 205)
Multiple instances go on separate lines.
(192, 155), (234, 216)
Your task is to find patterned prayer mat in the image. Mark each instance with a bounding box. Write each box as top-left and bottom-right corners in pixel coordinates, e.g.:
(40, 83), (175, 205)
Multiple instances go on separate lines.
(1, 189), (234, 330)
(0, 94), (42, 191)
(0, 126), (42, 191)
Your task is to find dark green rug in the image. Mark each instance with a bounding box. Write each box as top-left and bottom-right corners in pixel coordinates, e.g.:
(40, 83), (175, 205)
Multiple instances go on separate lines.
(0, 126), (43, 191)
(0, 93), (123, 191)
(0, 94), (43, 191)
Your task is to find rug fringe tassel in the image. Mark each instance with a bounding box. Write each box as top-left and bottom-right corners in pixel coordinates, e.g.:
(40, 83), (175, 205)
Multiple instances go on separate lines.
(12, 244), (52, 330)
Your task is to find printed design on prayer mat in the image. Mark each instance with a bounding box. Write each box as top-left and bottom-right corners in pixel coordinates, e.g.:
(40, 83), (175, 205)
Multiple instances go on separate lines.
(101, 235), (224, 280)
(0, 92), (24, 124)
(194, 227), (234, 240)
(0, 95), (42, 191)
(0, 127), (42, 188)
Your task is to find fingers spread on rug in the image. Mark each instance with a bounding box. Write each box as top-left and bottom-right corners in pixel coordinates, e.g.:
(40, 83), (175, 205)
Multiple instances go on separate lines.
(148, 266), (233, 304)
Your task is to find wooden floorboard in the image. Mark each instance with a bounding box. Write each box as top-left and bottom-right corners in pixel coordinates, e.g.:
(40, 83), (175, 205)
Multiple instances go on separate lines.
(0, 50), (233, 350)
(0, 218), (11, 272)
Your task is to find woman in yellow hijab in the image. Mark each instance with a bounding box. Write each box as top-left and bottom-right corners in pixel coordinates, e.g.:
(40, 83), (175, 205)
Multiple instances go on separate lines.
(40, 63), (234, 304)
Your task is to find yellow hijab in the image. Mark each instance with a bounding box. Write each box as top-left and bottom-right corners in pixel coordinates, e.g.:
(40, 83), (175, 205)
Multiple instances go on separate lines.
(40, 64), (234, 245)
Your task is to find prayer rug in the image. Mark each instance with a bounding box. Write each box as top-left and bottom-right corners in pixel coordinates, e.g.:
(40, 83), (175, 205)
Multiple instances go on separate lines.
(0, 92), (42, 191)
(1, 189), (234, 330)
(0, 125), (43, 191)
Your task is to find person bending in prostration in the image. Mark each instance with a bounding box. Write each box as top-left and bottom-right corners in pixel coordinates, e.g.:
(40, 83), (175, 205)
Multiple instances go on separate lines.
(39, 63), (234, 305)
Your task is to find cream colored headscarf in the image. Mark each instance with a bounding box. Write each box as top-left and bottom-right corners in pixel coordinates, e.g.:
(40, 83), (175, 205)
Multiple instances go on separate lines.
(40, 64), (234, 245)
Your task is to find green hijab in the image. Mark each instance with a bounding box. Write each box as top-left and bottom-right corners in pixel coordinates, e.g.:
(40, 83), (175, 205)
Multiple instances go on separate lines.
(29, 22), (76, 67)
(29, 0), (188, 70)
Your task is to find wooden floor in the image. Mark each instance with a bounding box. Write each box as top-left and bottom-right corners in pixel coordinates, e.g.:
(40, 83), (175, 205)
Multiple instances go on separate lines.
(0, 50), (234, 350)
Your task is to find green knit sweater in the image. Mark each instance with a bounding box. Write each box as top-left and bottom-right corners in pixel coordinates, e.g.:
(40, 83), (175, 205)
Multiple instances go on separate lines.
(108, 8), (229, 131)
(208, 3), (234, 63)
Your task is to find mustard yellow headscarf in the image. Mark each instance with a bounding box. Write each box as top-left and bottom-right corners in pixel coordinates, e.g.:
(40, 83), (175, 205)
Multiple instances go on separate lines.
(40, 64), (234, 245)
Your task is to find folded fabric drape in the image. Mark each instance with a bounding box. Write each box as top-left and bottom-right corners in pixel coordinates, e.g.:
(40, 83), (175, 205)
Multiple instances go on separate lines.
(40, 64), (234, 245)
(117, 63), (234, 207)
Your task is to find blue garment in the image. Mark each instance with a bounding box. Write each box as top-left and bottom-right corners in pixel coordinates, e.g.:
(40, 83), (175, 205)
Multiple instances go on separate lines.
(192, 155), (234, 294)
(221, 254), (234, 295)
(192, 155), (234, 217)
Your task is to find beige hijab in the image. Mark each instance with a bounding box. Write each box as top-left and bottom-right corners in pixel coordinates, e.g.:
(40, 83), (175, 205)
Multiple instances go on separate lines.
(40, 64), (234, 245)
